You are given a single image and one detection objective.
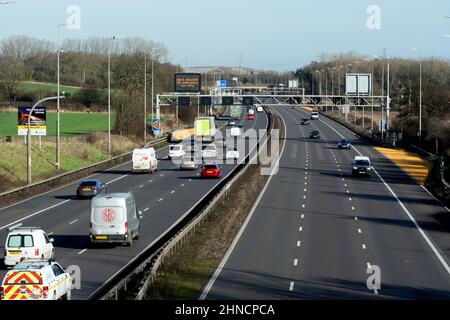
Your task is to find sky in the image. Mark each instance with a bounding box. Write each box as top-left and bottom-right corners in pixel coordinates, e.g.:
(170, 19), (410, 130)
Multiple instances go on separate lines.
(0, 0), (449, 71)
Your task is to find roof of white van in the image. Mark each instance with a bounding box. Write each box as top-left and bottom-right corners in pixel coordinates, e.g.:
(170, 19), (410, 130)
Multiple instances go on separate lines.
(92, 193), (133, 204)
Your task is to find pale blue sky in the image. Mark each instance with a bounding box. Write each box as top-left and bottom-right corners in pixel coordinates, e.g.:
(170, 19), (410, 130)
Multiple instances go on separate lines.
(0, 0), (449, 71)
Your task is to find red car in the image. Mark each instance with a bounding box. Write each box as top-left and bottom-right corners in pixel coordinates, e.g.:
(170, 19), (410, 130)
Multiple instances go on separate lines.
(247, 114), (255, 120)
(201, 164), (221, 178)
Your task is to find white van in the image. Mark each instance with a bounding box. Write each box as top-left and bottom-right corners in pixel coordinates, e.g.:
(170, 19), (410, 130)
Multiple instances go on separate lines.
(132, 148), (158, 173)
(3, 224), (55, 267)
(311, 111), (319, 120)
(168, 144), (185, 159)
(90, 193), (143, 247)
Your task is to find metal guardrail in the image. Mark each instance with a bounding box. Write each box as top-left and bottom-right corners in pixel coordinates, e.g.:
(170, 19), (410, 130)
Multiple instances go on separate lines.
(96, 109), (275, 300)
(0, 136), (168, 209)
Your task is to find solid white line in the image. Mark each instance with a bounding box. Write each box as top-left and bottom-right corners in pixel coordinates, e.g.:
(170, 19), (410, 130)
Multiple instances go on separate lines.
(78, 249), (87, 255)
(294, 259), (298, 266)
(69, 219), (78, 225)
(319, 115), (450, 275)
(199, 108), (284, 300)
(289, 282), (294, 291)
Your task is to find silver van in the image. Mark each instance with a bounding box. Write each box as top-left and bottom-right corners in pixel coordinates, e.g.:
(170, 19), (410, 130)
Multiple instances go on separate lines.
(89, 193), (143, 247)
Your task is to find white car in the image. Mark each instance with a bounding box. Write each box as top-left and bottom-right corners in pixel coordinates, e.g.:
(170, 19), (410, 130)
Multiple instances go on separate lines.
(168, 145), (185, 160)
(256, 105), (263, 112)
(0, 260), (72, 300)
(226, 149), (240, 160)
(202, 144), (217, 159)
(3, 224), (54, 267)
(311, 111), (319, 120)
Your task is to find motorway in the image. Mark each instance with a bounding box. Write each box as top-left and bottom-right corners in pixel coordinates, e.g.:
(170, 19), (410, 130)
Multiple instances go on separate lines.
(0, 107), (268, 300)
(202, 105), (450, 299)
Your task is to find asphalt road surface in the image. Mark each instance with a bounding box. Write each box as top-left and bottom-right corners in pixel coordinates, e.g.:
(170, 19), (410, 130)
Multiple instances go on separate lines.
(0, 107), (268, 300)
(203, 106), (450, 300)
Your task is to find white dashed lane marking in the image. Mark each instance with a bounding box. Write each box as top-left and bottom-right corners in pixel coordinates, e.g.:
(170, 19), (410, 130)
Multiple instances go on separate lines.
(69, 219), (78, 225)
(297, 241), (301, 247)
(289, 282), (294, 291)
(294, 259), (299, 266)
(78, 249), (87, 255)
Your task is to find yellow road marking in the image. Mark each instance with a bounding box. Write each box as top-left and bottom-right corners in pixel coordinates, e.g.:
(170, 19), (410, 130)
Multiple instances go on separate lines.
(374, 146), (432, 185)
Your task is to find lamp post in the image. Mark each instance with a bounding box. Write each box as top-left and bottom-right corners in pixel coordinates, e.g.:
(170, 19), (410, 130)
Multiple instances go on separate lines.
(411, 48), (422, 142)
(27, 96), (65, 185)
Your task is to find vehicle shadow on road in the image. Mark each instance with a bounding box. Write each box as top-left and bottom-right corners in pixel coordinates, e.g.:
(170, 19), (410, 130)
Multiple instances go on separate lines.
(51, 235), (91, 250)
(54, 195), (77, 200)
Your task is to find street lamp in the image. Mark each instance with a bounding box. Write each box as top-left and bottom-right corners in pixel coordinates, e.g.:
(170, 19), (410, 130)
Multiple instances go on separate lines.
(411, 48), (422, 142)
(27, 95), (65, 185)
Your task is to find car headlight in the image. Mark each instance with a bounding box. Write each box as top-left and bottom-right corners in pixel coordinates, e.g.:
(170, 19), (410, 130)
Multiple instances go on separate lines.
(353, 167), (358, 170)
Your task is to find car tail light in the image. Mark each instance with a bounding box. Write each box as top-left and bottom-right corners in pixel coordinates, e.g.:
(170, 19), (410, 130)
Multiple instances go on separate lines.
(35, 248), (39, 256)
(43, 286), (48, 299)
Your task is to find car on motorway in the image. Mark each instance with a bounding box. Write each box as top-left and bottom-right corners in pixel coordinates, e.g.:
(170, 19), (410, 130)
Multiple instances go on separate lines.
(0, 260), (72, 300)
(168, 144), (185, 160)
(309, 130), (321, 139)
(132, 148), (158, 173)
(352, 156), (372, 177)
(201, 163), (222, 179)
(202, 144), (217, 159)
(247, 114), (255, 120)
(180, 156), (198, 171)
(256, 105), (263, 112)
(90, 193), (143, 247)
(76, 179), (106, 199)
(301, 119), (310, 125)
(337, 139), (352, 150)
(226, 148), (240, 160)
(227, 120), (236, 126)
(311, 111), (319, 120)
(3, 224), (55, 267)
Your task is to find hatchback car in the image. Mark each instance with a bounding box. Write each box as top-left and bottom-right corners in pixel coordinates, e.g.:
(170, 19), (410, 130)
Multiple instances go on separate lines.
(76, 179), (106, 199)
(201, 164), (221, 178)
(309, 130), (321, 139)
(180, 156), (198, 170)
(338, 139), (352, 150)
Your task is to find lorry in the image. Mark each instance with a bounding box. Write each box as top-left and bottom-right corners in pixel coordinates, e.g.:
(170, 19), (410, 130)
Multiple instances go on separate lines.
(194, 117), (216, 143)
(230, 105), (242, 120)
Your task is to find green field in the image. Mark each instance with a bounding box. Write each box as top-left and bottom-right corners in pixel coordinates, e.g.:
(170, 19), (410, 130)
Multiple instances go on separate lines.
(17, 82), (82, 95)
(0, 111), (115, 137)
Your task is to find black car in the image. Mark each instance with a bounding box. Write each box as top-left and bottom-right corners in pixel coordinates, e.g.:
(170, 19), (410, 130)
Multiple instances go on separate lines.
(309, 130), (321, 139)
(301, 119), (310, 125)
(76, 179), (106, 198)
(352, 156), (372, 177)
(337, 139), (352, 150)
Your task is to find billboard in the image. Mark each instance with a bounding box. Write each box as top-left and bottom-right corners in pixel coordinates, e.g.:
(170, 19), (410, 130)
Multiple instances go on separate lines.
(174, 73), (201, 93)
(18, 106), (47, 136)
(345, 74), (372, 96)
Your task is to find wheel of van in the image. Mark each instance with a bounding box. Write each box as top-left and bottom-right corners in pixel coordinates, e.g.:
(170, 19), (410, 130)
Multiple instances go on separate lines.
(65, 289), (72, 301)
(126, 236), (133, 247)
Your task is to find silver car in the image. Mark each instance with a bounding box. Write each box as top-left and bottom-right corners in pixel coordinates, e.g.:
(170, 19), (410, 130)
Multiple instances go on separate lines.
(180, 156), (198, 170)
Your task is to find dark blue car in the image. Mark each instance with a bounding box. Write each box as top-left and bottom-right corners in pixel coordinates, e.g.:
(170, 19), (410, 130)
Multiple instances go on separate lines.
(76, 179), (106, 199)
(337, 139), (352, 150)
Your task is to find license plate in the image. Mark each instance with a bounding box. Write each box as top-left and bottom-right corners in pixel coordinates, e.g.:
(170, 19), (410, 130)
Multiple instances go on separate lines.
(207, 171), (213, 174)
(83, 188), (91, 191)
(96, 236), (108, 240)
(8, 251), (22, 255)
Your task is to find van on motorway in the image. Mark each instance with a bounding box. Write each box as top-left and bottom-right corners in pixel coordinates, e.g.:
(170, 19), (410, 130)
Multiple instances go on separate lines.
(89, 193), (143, 247)
(132, 148), (158, 173)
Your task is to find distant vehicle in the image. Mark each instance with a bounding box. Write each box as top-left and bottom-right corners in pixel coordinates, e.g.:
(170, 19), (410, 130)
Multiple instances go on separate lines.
(226, 148), (240, 160)
(3, 224), (54, 267)
(309, 130), (321, 139)
(227, 120), (236, 127)
(90, 193), (143, 247)
(76, 179), (106, 199)
(248, 109), (255, 116)
(311, 111), (319, 120)
(194, 117), (216, 143)
(230, 126), (241, 137)
(247, 114), (255, 120)
(180, 156), (198, 171)
(256, 105), (263, 112)
(301, 119), (310, 125)
(338, 139), (352, 150)
(352, 156), (372, 177)
(201, 163), (221, 179)
(230, 105), (242, 120)
(168, 144), (185, 160)
(132, 148), (158, 173)
(0, 260), (72, 300)
(202, 144), (217, 159)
